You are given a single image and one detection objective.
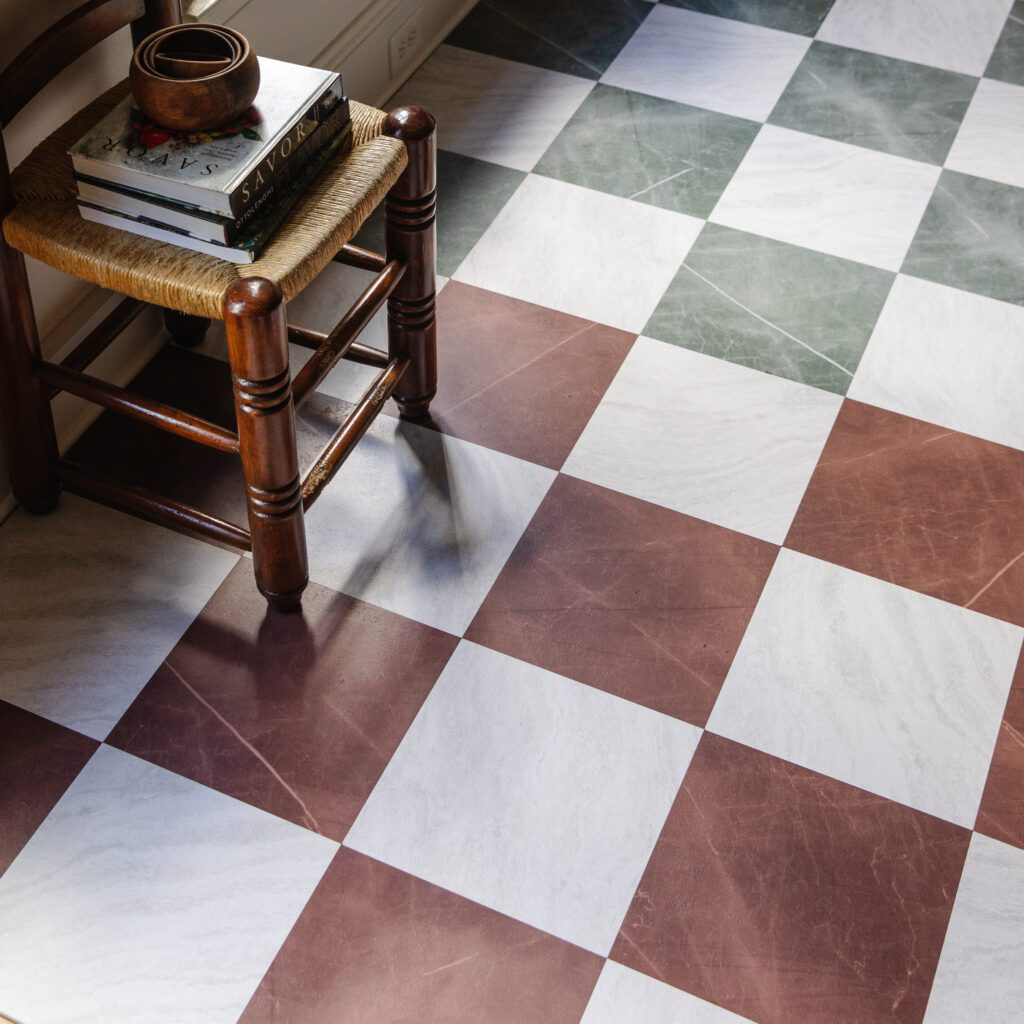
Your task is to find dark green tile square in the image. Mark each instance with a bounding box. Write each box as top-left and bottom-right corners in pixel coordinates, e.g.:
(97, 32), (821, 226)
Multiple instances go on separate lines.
(902, 169), (1024, 306)
(445, 0), (653, 80)
(768, 42), (977, 165)
(986, 1), (1024, 87)
(354, 150), (525, 278)
(533, 85), (759, 217)
(644, 223), (894, 395)
(661, 0), (835, 35)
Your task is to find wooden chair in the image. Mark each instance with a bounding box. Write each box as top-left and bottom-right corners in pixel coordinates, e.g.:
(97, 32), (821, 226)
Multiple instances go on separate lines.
(0, 0), (437, 612)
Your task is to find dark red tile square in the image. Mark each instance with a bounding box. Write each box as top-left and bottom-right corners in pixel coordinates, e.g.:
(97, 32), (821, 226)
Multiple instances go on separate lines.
(976, 646), (1024, 850)
(239, 847), (602, 1024)
(107, 562), (458, 841)
(466, 475), (777, 725)
(424, 283), (636, 469)
(787, 400), (1024, 626)
(612, 733), (971, 1024)
(0, 701), (98, 874)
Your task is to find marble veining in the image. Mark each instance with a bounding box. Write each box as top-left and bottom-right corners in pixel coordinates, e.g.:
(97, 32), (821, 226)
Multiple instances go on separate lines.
(768, 40), (977, 165)
(986, 0), (1024, 86)
(708, 548), (1023, 827)
(0, 746), (337, 1024)
(534, 84), (759, 217)
(924, 834), (1024, 1022)
(344, 640), (701, 955)
(662, 0), (835, 36)
(563, 337), (842, 543)
(901, 169), (1024, 307)
(645, 221), (893, 394)
(849, 274), (1024, 451)
(818, 0), (1014, 77)
(601, 5), (811, 121)
(454, 174), (703, 332)
(391, 45), (593, 172)
(0, 495), (237, 740)
(710, 124), (941, 271)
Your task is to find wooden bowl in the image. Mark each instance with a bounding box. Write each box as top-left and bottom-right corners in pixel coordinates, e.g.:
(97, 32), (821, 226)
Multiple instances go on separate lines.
(130, 24), (260, 131)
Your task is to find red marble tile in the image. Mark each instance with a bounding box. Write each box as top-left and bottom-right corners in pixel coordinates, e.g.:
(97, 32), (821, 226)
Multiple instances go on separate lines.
(466, 475), (777, 725)
(976, 646), (1024, 850)
(0, 701), (98, 874)
(612, 733), (970, 1024)
(107, 562), (458, 841)
(239, 846), (602, 1024)
(787, 400), (1024, 626)
(423, 283), (636, 469)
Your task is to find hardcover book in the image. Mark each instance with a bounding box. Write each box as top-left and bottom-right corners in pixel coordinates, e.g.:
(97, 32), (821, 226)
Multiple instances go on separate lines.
(76, 121), (355, 263)
(74, 103), (352, 243)
(68, 56), (344, 218)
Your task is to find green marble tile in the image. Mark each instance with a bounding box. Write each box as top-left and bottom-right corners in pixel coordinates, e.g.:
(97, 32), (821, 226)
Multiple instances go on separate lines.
(533, 85), (759, 217)
(445, 0), (653, 80)
(768, 42), (977, 165)
(644, 223), (894, 394)
(902, 169), (1024, 306)
(662, 0), (835, 35)
(986, 1), (1024, 86)
(354, 150), (525, 278)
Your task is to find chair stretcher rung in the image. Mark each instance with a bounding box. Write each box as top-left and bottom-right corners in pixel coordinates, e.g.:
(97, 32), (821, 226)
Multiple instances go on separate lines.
(52, 297), (146, 394)
(288, 326), (389, 369)
(59, 459), (252, 551)
(333, 242), (387, 272)
(301, 357), (408, 511)
(291, 259), (405, 407)
(36, 360), (240, 454)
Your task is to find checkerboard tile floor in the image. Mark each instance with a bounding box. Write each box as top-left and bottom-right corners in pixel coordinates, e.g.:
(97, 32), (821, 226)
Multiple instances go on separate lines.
(3, 0), (1024, 1020)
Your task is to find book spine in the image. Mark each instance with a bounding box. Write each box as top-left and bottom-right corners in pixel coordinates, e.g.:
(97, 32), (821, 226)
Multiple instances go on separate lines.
(228, 84), (349, 218)
(227, 99), (351, 227)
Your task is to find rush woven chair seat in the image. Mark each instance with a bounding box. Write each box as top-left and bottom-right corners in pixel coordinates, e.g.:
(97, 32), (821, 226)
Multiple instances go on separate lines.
(0, 0), (438, 612)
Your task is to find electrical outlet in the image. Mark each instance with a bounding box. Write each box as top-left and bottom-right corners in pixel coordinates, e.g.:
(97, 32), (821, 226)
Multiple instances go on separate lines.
(389, 10), (422, 78)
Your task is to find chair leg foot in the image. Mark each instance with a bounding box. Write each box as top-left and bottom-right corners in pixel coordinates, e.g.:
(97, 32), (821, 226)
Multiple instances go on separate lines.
(164, 309), (211, 348)
(263, 585), (305, 613)
(21, 486), (61, 515)
(384, 107), (438, 419)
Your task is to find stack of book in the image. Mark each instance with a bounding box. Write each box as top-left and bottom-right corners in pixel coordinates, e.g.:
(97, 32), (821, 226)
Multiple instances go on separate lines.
(68, 57), (352, 264)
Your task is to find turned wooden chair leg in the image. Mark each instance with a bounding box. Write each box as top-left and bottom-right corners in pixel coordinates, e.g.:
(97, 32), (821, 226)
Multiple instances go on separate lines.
(163, 308), (211, 348)
(223, 278), (308, 612)
(384, 106), (437, 421)
(0, 230), (60, 513)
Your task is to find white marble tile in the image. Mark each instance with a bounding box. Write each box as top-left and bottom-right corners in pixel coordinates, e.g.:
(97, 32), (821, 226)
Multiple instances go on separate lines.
(344, 641), (700, 955)
(924, 834), (1024, 1024)
(562, 338), (842, 543)
(454, 174), (703, 332)
(707, 550), (1022, 827)
(710, 125), (941, 271)
(0, 745), (337, 1024)
(849, 275), (1024, 451)
(0, 495), (237, 740)
(945, 78), (1024, 189)
(601, 6), (810, 121)
(300, 415), (554, 635)
(391, 45), (594, 172)
(582, 961), (754, 1024)
(818, 0), (1013, 77)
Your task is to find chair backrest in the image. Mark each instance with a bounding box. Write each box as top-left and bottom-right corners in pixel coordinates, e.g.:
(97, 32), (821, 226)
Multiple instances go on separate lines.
(0, 0), (182, 128)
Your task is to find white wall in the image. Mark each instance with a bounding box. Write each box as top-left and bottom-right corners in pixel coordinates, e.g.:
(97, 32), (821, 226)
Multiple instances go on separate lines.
(0, 0), (472, 514)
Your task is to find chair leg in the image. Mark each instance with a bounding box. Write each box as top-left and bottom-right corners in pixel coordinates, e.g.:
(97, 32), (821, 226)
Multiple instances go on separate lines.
(163, 308), (211, 348)
(384, 106), (438, 421)
(0, 237), (60, 513)
(223, 278), (308, 612)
